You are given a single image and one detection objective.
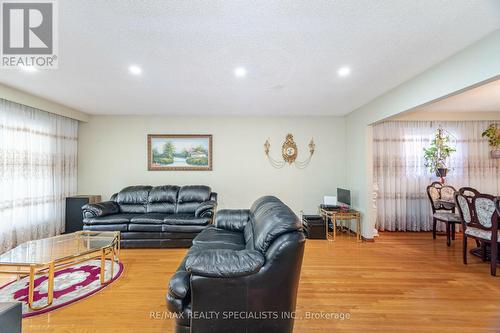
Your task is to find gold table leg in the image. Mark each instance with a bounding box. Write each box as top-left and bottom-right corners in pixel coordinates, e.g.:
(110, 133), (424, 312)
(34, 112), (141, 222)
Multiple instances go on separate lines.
(28, 265), (35, 309)
(100, 246), (117, 284)
(110, 248), (114, 279)
(28, 263), (55, 310)
(47, 262), (54, 305)
(100, 248), (106, 284)
(117, 232), (121, 258)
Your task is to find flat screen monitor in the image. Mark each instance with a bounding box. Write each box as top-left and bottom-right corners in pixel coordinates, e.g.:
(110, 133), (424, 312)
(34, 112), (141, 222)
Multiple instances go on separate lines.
(337, 188), (351, 206)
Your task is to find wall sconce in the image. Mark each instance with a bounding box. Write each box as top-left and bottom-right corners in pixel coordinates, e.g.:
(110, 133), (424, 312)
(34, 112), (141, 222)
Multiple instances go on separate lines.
(264, 134), (315, 169)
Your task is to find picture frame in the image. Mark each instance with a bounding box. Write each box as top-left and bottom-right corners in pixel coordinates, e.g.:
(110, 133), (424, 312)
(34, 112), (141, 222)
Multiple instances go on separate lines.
(147, 134), (213, 171)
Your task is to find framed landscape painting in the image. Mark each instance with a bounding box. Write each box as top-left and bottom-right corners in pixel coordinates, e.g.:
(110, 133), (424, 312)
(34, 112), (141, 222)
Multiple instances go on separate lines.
(148, 134), (213, 171)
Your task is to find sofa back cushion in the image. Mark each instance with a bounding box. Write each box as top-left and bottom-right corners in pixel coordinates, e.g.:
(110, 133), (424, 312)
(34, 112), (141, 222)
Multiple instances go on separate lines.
(176, 185), (211, 214)
(147, 185), (180, 213)
(249, 196), (302, 253)
(116, 186), (152, 213)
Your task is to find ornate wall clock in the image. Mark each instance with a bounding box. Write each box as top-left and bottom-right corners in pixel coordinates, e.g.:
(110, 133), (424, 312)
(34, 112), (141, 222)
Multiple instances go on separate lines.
(281, 134), (298, 164)
(264, 133), (315, 169)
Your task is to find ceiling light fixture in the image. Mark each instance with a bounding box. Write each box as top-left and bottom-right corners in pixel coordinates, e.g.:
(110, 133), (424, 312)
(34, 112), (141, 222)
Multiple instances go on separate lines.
(129, 65), (142, 75)
(337, 66), (351, 77)
(234, 67), (247, 78)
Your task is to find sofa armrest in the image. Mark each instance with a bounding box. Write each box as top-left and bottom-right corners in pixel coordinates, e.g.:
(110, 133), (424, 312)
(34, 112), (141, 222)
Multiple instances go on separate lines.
(194, 200), (217, 218)
(185, 249), (264, 278)
(168, 270), (191, 299)
(215, 209), (250, 232)
(82, 201), (120, 218)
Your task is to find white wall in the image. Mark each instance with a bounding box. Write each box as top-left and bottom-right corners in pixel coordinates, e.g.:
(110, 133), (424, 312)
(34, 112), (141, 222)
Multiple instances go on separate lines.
(389, 110), (500, 121)
(346, 29), (500, 239)
(78, 115), (346, 215)
(0, 83), (88, 122)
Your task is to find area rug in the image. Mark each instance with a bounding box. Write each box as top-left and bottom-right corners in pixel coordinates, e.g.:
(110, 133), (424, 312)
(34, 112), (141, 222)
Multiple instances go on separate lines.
(0, 259), (123, 317)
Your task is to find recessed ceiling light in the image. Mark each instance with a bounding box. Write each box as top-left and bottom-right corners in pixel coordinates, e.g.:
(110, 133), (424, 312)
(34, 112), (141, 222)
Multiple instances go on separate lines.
(234, 67), (247, 78)
(19, 65), (37, 72)
(129, 65), (142, 75)
(337, 66), (351, 77)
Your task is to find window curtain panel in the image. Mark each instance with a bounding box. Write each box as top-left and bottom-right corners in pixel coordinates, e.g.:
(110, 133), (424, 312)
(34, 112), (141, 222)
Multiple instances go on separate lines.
(373, 120), (500, 231)
(0, 99), (78, 253)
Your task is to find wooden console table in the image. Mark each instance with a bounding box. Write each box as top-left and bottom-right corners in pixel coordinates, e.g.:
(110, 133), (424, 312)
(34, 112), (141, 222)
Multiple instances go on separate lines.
(320, 208), (362, 242)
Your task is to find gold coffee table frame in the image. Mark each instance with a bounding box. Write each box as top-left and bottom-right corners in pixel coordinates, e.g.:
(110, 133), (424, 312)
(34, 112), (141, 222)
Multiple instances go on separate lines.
(320, 208), (362, 242)
(0, 231), (120, 310)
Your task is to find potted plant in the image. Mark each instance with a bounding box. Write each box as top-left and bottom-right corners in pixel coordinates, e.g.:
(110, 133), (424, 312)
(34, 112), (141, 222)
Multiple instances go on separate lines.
(481, 123), (500, 159)
(423, 128), (456, 178)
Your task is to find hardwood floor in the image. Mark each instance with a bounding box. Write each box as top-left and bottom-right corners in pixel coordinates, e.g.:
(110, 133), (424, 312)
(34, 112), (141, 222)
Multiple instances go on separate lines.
(2, 232), (500, 332)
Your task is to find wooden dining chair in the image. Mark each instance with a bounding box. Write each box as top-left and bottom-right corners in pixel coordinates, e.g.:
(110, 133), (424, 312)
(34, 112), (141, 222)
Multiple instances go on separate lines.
(426, 182), (461, 246)
(496, 197), (500, 223)
(456, 190), (499, 276)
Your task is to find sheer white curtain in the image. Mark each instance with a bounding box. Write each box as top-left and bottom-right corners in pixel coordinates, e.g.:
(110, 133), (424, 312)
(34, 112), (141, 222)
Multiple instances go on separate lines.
(0, 99), (78, 253)
(374, 120), (500, 231)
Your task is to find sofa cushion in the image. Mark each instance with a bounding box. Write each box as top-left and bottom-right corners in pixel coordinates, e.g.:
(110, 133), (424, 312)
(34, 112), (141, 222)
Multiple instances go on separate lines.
(192, 227), (245, 248)
(185, 249), (265, 278)
(130, 213), (169, 224)
(244, 222), (254, 250)
(250, 195), (282, 213)
(215, 209), (250, 231)
(189, 241), (245, 252)
(162, 224), (208, 233)
(116, 185), (152, 213)
(147, 185), (180, 213)
(83, 224), (128, 232)
(164, 214), (211, 226)
(83, 213), (139, 225)
(128, 223), (207, 233)
(128, 223), (163, 232)
(250, 196), (302, 253)
(176, 185), (211, 214)
(121, 232), (198, 240)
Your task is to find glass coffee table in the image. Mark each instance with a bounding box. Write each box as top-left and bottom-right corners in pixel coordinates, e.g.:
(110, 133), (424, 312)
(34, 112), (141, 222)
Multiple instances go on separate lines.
(0, 231), (120, 310)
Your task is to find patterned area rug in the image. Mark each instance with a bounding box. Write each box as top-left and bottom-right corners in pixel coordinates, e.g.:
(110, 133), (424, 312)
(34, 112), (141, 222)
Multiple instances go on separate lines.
(0, 259), (123, 317)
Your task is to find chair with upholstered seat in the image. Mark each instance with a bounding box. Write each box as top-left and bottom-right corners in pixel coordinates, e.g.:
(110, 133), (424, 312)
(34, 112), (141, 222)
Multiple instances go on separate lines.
(497, 197), (500, 225)
(456, 190), (499, 276)
(426, 182), (461, 246)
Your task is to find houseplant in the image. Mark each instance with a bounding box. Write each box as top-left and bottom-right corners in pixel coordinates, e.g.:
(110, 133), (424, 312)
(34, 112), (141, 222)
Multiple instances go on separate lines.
(481, 123), (500, 159)
(423, 128), (456, 178)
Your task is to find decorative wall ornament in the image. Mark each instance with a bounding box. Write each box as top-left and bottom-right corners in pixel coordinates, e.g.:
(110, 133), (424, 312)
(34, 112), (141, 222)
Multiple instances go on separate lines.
(264, 134), (315, 169)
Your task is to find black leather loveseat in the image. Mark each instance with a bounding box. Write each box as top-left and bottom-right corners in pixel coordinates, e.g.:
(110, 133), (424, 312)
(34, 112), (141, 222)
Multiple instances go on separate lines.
(82, 185), (217, 248)
(167, 196), (305, 333)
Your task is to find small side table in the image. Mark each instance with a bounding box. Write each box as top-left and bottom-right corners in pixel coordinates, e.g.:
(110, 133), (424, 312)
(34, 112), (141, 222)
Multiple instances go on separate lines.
(320, 208), (362, 242)
(0, 302), (22, 333)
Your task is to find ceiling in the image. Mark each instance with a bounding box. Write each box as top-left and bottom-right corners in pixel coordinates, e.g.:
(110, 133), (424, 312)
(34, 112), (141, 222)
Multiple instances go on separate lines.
(1, 1), (500, 116)
(419, 79), (500, 113)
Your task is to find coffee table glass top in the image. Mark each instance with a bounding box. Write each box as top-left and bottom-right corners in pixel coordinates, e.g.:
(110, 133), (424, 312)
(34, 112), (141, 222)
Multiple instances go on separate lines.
(0, 231), (118, 266)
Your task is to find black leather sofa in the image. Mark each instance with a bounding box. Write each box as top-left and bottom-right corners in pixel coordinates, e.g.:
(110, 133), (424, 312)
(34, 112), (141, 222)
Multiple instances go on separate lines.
(167, 196), (306, 333)
(82, 185), (217, 248)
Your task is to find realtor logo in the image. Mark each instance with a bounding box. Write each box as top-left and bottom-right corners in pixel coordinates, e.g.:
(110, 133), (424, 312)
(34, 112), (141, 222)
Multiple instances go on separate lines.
(1, 0), (58, 68)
